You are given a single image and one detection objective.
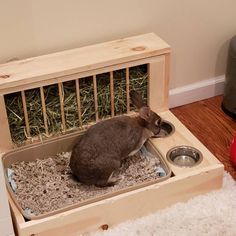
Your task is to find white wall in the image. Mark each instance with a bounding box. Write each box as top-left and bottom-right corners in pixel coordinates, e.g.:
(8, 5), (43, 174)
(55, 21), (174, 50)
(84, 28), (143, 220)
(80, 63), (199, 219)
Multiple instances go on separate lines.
(1, 0), (236, 89)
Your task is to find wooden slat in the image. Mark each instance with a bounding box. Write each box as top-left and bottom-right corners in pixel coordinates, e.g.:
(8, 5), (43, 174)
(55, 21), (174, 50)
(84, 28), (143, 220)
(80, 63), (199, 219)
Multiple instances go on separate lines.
(0, 33), (170, 92)
(8, 196), (25, 235)
(110, 71), (115, 117)
(40, 87), (49, 136)
(164, 53), (171, 109)
(148, 56), (167, 112)
(0, 55), (163, 95)
(58, 83), (66, 132)
(126, 68), (130, 113)
(21, 91), (30, 137)
(93, 75), (99, 121)
(75, 79), (82, 127)
(0, 95), (12, 151)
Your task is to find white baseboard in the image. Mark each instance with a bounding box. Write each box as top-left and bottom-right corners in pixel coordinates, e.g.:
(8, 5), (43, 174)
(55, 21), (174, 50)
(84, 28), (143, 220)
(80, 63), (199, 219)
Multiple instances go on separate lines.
(169, 75), (225, 108)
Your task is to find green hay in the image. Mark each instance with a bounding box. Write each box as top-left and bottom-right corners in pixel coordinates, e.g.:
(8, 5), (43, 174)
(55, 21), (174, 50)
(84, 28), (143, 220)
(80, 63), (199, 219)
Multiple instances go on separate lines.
(97, 72), (112, 119)
(25, 88), (44, 137)
(129, 64), (148, 103)
(44, 84), (62, 134)
(79, 76), (96, 124)
(4, 64), (148, 145)
(63, 80), (79, 130)
(5, 92), (25, 144)
(114, 69), (127, 115)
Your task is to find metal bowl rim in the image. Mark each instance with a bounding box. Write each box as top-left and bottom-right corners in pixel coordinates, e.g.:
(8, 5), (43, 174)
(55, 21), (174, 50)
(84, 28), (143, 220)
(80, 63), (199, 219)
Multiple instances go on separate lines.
(155, 120), (175, 138)
(166, 145), (203, 167)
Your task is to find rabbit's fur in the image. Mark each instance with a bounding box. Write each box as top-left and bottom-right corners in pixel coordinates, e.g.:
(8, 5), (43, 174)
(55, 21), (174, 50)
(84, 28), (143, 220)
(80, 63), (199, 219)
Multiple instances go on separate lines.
(69, 91), (162, 187)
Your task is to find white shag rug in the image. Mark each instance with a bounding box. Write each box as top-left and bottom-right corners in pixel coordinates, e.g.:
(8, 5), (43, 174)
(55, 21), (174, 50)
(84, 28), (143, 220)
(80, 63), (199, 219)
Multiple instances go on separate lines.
(93, 172), (236, 236)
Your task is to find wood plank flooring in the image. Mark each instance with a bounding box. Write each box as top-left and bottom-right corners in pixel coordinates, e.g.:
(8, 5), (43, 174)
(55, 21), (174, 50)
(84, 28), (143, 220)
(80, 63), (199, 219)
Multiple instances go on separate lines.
(171, 95), (236, 180)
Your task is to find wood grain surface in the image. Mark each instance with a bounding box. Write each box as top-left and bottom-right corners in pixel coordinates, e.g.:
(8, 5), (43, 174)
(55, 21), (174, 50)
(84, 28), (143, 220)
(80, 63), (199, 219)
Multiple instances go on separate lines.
(0, 33), (170, 92)
(171, 95), (236, 180)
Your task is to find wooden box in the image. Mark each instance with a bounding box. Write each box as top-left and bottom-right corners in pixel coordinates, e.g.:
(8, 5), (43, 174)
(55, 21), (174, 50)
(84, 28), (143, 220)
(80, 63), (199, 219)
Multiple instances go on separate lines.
(0, 33), (224, 235)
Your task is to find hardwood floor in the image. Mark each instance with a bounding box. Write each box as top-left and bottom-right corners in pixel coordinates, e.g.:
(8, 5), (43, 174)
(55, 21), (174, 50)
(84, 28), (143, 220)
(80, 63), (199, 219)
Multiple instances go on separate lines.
(171, 95), (236, 180)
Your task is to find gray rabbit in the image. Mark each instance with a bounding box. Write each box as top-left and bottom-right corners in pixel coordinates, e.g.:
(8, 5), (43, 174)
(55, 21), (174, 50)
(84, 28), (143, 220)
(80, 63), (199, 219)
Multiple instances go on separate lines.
(69, 90), (162, 187)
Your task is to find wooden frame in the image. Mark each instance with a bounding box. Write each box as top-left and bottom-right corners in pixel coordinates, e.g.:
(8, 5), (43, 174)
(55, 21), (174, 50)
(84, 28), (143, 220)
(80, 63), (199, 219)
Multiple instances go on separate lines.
(0, 33), (224, 235)
(0, 95), (12, 150)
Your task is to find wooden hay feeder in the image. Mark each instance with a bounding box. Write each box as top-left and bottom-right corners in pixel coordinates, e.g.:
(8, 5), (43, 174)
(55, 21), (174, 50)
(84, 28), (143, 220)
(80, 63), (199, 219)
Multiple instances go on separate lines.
(0, 33), (224, 235)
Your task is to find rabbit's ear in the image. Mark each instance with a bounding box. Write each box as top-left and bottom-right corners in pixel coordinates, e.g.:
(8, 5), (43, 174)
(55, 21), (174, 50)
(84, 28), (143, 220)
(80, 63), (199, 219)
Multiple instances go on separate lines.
(130, 90), (146, 109)
(139, 106), (151, 120)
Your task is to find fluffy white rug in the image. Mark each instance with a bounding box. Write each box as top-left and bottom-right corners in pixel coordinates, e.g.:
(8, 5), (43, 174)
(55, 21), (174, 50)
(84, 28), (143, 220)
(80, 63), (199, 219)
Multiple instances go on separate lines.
(94, 172), (236, 236)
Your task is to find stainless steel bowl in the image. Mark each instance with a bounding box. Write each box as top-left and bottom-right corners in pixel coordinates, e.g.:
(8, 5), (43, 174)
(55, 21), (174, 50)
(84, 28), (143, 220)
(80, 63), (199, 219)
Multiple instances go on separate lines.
(166, 146), (203, 167)
(153, 121), (175, 138)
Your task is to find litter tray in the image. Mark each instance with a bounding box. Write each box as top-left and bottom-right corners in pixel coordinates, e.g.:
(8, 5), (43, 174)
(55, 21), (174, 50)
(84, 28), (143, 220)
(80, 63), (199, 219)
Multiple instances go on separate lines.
(2, 131), (171, 220)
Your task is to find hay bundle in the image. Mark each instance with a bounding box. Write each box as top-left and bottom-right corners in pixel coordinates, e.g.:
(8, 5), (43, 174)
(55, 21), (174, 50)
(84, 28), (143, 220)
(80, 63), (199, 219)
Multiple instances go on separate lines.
(5, 64), (148, 145)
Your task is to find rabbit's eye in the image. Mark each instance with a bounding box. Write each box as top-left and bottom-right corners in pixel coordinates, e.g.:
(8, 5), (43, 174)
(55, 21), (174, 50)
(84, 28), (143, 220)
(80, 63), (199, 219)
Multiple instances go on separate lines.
(155, 119), (161, 126)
